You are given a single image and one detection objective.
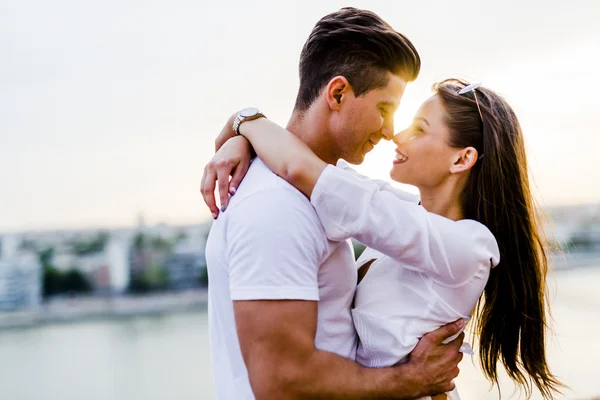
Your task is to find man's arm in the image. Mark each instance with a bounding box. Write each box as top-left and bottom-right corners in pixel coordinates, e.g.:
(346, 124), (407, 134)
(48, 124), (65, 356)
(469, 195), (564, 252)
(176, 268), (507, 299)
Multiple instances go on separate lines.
(235, 299), (463, 400)
(225, 189), (462, 399)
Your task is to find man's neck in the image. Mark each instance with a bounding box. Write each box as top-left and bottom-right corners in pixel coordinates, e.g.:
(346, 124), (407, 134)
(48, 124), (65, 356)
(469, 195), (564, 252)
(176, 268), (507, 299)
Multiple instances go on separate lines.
(286, 108), (339, 165)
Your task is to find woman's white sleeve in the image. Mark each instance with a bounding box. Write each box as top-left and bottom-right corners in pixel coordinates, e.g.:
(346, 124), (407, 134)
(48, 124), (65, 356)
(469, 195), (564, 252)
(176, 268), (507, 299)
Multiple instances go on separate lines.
(311, 164), (500, 286)
(335, 159), (419, 203)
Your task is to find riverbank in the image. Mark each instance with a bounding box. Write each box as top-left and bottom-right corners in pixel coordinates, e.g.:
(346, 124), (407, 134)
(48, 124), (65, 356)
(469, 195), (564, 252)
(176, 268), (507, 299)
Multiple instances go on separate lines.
(0, 289), (208, 330)
(1, 251), (600, 330)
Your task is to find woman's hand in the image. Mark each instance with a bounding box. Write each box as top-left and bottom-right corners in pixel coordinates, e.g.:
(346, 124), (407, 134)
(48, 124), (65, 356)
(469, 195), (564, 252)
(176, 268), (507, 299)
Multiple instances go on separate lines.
(201, 135), (253, 219)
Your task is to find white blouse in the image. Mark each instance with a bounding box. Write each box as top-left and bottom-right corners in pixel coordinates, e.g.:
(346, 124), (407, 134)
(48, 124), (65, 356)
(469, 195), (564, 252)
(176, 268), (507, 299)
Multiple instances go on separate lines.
(311, 163), (501, 373)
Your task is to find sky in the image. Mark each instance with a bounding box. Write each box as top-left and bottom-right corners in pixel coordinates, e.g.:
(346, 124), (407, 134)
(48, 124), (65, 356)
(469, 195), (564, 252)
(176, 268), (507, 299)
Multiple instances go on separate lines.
(1, 0), (599, 232)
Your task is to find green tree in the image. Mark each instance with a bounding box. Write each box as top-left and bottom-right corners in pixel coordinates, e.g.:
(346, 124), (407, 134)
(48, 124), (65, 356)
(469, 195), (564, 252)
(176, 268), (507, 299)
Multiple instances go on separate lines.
(128, 263), (169, 293)
(143, 262), (168, 287)
(39, 247), (55, 266)
(150, 236), (172, 251)
(133, 232), (146, 250)
(63, 270), (92, 292)
(42, 266), (63, 297)
(42, 267), (92, 298)
(351, 239), (367, 261)
(199, 266), (209, 286)
(71, 232), (108, 255)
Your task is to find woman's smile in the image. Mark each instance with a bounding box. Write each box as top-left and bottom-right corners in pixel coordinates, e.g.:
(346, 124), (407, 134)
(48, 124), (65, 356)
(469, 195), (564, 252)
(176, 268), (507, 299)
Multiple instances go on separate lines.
(393, 150), (408, 164)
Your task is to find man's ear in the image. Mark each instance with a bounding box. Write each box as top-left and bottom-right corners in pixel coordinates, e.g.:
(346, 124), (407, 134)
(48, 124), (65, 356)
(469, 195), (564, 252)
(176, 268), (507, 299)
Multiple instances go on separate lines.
(449, 146), (479, 174)
(325, 76), (352, 111)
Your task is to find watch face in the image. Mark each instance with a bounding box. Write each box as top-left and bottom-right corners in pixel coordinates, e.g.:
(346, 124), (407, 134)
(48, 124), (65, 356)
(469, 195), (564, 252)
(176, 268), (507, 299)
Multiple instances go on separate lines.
(239, 107), (259, 118)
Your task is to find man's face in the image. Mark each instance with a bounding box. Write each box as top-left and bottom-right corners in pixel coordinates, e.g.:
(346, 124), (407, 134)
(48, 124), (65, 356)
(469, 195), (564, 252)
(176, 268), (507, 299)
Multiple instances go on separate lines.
(333, 73), (406, 164)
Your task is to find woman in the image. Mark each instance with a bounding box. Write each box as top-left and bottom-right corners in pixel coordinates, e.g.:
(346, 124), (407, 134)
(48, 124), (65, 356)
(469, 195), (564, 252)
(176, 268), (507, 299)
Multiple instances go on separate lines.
(204, 79), (562, 399)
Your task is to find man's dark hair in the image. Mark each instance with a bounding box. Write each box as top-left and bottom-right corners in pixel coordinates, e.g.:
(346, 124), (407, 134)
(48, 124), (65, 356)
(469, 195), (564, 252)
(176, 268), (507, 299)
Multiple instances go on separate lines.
(294, 7), (421, 111)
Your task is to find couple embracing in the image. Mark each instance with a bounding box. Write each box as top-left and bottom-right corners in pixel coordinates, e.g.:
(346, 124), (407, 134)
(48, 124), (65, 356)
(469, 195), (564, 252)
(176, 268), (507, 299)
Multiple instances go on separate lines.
(201, 7), (562, 400)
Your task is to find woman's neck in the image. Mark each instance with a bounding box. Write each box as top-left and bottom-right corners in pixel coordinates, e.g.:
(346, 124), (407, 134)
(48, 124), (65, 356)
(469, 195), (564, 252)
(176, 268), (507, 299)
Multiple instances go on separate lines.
(418, 178), (466, 221)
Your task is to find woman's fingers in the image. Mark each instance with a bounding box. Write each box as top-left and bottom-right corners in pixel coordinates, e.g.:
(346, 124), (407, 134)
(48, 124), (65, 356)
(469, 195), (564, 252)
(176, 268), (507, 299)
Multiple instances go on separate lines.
(202, 135), (253, 218)
(217, 160), (233, 212)
(229, 160), (250, 197)
(201, 165), (219, 219)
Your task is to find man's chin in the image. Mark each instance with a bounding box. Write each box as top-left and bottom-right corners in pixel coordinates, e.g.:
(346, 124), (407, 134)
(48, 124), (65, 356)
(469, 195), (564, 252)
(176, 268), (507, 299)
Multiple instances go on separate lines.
(344, 153), (365, 165)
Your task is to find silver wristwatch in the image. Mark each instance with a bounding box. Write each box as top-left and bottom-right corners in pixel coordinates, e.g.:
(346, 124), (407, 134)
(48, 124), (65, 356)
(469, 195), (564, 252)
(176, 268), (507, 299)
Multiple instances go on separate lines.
(232, 107), (266, 135)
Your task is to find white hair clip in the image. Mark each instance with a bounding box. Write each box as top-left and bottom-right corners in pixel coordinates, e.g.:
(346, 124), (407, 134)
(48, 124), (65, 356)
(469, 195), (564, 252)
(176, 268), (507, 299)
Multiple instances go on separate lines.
(458, 82), (483, 95)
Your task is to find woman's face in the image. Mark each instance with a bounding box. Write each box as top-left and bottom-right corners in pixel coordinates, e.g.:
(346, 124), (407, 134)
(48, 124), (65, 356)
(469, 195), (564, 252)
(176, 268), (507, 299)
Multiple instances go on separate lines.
(390, 94), (460, 188)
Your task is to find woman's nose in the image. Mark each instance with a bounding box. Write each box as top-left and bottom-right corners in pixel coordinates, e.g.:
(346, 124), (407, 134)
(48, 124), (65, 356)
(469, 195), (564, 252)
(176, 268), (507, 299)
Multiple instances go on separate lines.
(393, 130), (407, 145)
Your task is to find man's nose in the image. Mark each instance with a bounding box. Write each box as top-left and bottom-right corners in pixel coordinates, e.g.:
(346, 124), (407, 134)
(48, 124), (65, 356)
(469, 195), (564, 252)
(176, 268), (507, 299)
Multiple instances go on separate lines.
(381, 119), (395, 140)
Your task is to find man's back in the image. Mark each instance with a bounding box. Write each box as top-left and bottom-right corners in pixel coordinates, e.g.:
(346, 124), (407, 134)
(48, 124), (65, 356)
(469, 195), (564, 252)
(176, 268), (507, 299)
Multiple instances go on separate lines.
(205, 159), (357, 399)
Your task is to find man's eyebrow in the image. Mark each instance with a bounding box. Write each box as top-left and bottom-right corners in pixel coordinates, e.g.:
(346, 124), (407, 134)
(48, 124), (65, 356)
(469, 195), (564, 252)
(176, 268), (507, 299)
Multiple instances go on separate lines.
(378, 101), (397, 109)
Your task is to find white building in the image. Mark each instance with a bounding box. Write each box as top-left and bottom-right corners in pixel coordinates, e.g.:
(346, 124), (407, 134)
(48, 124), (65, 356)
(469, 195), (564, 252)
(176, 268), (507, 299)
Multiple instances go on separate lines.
(48, 235), (131, 294)
(0, 234), (20, 259)
(163, 230), (208, 290)
(106, 235), (130, 293)
(165, 239), (206, 290)
(0, 251), (42, 311)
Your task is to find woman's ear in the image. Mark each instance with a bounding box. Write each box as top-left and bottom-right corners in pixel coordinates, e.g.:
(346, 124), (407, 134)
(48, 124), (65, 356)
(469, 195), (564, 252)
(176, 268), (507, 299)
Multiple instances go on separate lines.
(325, 76), (351, 111)
(449, 146), (479, 174)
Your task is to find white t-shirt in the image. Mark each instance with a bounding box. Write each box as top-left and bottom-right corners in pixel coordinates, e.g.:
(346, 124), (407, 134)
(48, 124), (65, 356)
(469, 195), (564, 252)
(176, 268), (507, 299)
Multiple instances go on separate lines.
(205, 159), (358, 400)
(311, 164), (500, 398)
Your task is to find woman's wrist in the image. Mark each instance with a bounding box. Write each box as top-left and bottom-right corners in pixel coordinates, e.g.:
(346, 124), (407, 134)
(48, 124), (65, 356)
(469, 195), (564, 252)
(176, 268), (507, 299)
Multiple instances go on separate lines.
(229, 134), (256, 159)
(238, 116), (268, 138)
(214, 112), (241, 152)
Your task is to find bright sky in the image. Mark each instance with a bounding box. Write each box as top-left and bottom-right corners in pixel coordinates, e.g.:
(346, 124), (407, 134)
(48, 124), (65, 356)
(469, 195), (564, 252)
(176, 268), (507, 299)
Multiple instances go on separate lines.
(1, 0), (599, 232)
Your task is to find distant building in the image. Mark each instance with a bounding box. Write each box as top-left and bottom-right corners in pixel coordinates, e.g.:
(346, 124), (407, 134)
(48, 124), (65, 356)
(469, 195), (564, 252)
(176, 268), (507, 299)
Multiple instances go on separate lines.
(71, 252), (110, 291)
(164, 240), (206, 290)
(0, 253), (42, 311)
(0, 234), (20, 259)
(50, 235), (131, 294)
(106, 235), (130, 293)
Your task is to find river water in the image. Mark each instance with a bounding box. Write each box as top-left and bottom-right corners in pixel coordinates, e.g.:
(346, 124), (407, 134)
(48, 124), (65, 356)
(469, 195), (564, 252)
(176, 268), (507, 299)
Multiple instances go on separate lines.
(1, 266), (599, 400)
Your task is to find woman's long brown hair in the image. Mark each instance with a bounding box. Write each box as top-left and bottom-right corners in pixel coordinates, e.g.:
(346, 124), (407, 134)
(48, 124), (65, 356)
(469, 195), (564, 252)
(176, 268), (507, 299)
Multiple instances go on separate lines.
(434, 79), (563, 399)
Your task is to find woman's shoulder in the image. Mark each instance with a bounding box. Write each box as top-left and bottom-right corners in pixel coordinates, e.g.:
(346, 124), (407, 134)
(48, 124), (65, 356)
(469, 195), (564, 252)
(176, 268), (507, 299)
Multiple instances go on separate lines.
(453, 219), (501, 268)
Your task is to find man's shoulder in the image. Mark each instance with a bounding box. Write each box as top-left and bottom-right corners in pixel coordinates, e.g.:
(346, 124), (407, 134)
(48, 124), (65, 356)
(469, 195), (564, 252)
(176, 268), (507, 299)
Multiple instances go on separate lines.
(219, 160), (327, 243)
(229, 159), (311, 208)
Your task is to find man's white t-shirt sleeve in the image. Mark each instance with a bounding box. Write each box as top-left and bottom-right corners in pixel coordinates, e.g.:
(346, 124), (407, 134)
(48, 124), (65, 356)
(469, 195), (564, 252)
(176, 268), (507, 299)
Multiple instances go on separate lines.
(225, 187), (325, 301)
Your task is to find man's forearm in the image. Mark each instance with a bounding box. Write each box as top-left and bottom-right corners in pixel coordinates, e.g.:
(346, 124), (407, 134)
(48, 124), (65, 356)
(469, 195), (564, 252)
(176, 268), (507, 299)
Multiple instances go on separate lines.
(250, 348), (425, 400)
(235, 300), (461, 399)
(296, 349), (424, 400)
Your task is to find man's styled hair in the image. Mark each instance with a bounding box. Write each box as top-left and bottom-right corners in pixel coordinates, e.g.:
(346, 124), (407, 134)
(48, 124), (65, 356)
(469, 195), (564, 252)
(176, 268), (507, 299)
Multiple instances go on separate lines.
(294, 7), (421, 111)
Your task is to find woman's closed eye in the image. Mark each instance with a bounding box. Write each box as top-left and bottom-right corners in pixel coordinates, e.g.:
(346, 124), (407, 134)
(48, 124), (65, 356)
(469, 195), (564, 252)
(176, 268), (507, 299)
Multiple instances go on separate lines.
(406, 124), (425, 140)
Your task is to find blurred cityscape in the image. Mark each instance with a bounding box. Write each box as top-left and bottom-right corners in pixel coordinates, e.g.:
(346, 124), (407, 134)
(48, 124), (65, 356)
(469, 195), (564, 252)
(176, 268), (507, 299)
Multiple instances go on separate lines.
(0, 215), (212, 328)
(0, 205), (599, 400)
(1, 203), (600, 328)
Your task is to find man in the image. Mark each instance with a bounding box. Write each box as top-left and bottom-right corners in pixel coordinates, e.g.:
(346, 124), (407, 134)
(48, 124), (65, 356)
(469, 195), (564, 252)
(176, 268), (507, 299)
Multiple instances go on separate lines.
(202, 7), (464, 399)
